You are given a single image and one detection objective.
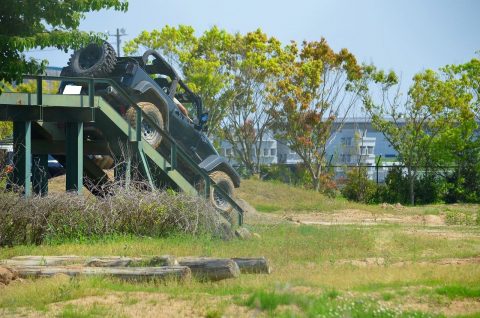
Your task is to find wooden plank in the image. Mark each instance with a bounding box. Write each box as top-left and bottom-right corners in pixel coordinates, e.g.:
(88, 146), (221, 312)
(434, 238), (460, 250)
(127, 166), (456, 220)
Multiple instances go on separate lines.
(178, 257), (240, 281)
(13, 265), (191, 282)
(232, 257), (272, 274)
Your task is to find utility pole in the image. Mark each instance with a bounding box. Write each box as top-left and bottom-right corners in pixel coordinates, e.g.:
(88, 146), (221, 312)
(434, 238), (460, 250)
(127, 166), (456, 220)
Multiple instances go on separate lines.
(108, 28), (127, 57)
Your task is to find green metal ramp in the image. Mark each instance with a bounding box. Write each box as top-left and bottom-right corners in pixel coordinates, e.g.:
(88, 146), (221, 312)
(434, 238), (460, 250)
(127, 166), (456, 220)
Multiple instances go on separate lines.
(0, 76), (243, 225)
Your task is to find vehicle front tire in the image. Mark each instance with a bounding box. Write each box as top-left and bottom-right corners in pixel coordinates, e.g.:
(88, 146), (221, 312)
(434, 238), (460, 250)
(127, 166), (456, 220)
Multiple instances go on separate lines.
(125, 102), (164, 149)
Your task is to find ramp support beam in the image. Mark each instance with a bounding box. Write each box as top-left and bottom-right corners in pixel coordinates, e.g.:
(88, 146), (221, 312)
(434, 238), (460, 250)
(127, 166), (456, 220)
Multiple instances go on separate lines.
(65, 122), (83, 194)
(12, 121), (32, 197)
(32, 154), (48, 196)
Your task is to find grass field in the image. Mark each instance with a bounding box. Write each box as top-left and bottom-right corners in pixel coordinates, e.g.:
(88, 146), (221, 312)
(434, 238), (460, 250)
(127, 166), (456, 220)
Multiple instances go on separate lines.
(1, 178), (479, 317)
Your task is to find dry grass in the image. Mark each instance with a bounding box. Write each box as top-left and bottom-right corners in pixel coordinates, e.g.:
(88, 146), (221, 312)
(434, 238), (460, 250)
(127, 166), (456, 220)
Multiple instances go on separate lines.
(237, 178), (363, 213)
(0, 186), (230, 246)
(237, 178), (480, 219)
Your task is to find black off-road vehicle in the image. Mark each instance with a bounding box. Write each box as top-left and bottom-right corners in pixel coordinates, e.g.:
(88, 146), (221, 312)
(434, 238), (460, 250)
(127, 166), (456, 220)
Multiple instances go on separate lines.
(60, 41), (239, 212)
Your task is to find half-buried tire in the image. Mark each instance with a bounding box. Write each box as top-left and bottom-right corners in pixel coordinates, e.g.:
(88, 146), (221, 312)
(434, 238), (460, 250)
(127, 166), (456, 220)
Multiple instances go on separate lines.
(68, 41), (117, 77)
(125, 102), (164, 149)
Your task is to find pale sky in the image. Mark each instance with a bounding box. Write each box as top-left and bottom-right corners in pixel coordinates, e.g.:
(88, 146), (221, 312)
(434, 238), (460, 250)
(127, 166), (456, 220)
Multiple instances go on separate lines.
(27, 0), (479, 88)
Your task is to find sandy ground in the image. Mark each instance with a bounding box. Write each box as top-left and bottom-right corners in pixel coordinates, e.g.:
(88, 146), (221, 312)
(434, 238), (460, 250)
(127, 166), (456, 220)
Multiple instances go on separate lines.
(283, 209), (447, 226)
(0, 292), (256, 318)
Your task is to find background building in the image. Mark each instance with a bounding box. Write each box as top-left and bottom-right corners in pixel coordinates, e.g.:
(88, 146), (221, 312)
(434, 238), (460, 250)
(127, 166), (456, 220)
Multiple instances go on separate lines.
(220, 118), (400, 182)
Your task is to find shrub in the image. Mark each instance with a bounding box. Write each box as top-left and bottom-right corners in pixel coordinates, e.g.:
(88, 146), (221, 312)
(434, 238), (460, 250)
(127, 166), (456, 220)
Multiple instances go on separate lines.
(444, 143), (480, 203)
(260, 164), (312, 187)
(379, 167), (444, 205)
(318, 172), (338, 198)
(0, 186), (230, 246)
(445, 210), (477, 226)
(341, 167), (377, 203)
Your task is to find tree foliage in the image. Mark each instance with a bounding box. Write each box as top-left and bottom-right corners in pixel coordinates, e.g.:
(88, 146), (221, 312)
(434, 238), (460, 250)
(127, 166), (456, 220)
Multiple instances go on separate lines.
(363, 60), (478, 204)
(269, 38), (363, 191)
(0, 0), (128, 92)
(220, 30), (285, 175)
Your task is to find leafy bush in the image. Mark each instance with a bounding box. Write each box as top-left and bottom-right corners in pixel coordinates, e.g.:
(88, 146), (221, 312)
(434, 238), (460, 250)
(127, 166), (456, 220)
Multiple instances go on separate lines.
(414, 173), (445, 205)
(318, 172), (338, 198)
(444, 143), (480, 203)
(445, 210), (477, 226)
(260, 164), (311, 186)
(341, 168), (377, 203)
(0, 187), (230, 246)
(260, 164), (337, 196)
(379, 168), (444, 205)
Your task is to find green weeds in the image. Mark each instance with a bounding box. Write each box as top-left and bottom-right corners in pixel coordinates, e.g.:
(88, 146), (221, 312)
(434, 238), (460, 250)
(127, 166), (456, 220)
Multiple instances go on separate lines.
(435, 285), (480, 299)
(242, 290), (438, 317)
(255, 204), (281, 213)
(59, 304), (112, 318)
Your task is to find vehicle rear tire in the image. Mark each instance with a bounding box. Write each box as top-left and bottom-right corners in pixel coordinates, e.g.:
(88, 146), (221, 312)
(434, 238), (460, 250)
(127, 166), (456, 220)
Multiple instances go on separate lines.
(125, 102), (164, 149)
(68, 41), (117, 77)
(208, 171), (235, 214)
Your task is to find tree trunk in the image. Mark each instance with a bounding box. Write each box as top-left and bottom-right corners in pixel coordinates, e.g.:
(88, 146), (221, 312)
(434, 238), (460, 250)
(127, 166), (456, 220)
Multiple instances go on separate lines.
(232, 257), (271, 274)
(2, 255), (85, 266)
(11, 265), (191, 281)
(2, 255), (178, 268)
(177, 257), (240, 281)
(408, 167), (415, 205)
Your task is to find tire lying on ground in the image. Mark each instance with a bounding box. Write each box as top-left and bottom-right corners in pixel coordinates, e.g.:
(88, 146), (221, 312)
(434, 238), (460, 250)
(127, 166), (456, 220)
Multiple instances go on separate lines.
(125, 102), (164, 149)
(68, 41), (117, 77)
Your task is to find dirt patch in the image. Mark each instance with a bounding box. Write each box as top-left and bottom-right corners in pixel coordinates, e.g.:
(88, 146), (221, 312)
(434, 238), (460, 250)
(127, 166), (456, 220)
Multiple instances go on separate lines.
(336, 257), (386, 267)
(393, 297), (480, 317)
(405, 228), (479, 240)
(44, 292), (254, 318)
(284, 209), (447, 226)
(335, 256), (480, 267)
(443, 299), (480, 317)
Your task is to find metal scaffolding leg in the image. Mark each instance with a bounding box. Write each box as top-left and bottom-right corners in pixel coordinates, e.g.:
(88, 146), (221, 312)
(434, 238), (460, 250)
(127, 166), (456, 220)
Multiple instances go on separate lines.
(65, 122), (83, 194)
(32, 154), (48, 196)
(13, 121), (32, 197)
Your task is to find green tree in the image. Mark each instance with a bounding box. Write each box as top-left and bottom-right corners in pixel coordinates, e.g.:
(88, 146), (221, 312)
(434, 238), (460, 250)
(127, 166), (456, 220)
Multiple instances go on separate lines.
(363, 64), (475, 205)
(0, 0), (128, 93)
(220, 29), (285, 175)
(437, 58), (480, 202)
(269, 38), (363, 191)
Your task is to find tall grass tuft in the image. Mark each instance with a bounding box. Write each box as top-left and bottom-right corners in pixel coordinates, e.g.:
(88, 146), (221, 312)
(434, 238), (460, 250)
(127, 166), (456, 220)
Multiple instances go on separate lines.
(0, 186), (231, 246)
